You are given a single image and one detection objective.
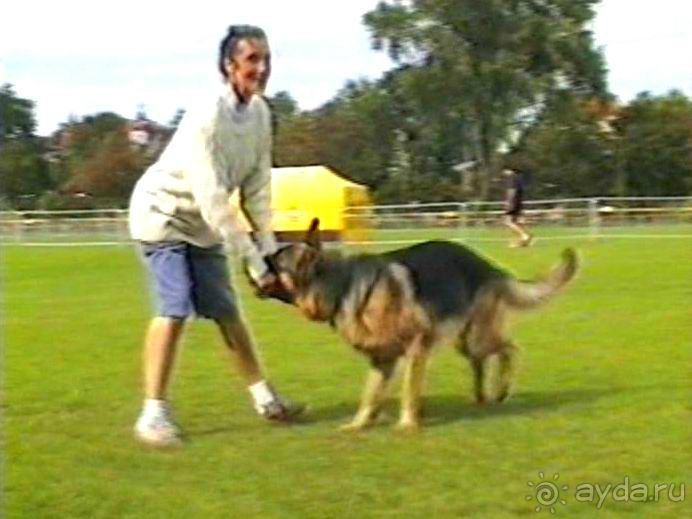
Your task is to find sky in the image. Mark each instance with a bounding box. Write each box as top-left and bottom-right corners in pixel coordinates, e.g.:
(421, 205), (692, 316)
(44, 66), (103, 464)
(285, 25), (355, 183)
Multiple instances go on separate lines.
(1, 0), (691, 136)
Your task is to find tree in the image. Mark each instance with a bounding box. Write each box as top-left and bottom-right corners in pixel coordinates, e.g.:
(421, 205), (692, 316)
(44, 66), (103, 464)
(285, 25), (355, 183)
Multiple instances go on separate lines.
(54, 112), (149, 204)
(312, 80), (397, 188)
(271, 82), (396, 186)
(273, 112), (322, 167)
(617, 91), (692, 196)
(63, 112), (126, 163)
(66, 131), (146, 199)
(377, 129), (413, 201)
(506, 93), (617, 198)
(0, 84), (52, 207)
(265, 91), (298, 133)
(363, 0), (608, 198)
(0, 83), (37, 144)
(0, 139), (52, 206)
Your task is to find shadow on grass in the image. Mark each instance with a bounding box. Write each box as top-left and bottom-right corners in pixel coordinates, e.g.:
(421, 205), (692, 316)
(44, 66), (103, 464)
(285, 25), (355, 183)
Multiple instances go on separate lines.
(304, 386), (632, 428)
(423, 387), (620, 427)
(188, 425), (237, 437)
(300, 401), (357, 426)
(188, 384), (668, 432)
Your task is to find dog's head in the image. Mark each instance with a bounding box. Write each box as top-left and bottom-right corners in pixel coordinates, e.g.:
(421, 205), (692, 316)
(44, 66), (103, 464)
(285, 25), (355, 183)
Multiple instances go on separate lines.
(266, 218), (334, 320)
(270, 217), (322, 294)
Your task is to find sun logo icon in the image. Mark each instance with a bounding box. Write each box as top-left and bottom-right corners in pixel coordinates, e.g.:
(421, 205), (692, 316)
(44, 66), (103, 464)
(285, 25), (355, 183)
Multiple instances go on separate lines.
(526, 472), (569, 513)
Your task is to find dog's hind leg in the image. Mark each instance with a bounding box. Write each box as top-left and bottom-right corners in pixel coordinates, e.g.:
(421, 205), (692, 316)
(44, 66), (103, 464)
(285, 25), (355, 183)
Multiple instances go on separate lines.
(469, 356), (487, 404)
(460, 327), (490, 404)
(341, 356), (397, 431)
(496, 341), (519, 403)
(455, 335), (486, 404)
(464, 292), (506, 405)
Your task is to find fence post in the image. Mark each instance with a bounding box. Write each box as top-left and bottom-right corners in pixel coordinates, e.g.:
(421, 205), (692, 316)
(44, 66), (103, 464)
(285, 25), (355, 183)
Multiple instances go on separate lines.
(14, 211), (23, 243)
(458, 202), (467, 242)
(588, 198), (600, 240)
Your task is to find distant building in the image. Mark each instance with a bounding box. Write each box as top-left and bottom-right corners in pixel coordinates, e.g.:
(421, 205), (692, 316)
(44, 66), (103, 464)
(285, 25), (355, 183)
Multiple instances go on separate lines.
(126, 117), (173, 157)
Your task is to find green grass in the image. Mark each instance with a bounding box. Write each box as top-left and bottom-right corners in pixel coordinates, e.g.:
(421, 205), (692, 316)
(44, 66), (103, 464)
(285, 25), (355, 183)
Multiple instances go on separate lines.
(2, 228), (690, 518)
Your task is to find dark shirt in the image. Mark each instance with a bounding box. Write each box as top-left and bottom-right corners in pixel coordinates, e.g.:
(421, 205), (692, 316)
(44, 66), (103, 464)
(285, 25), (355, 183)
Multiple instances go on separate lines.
(506, 172), (525, 214)
(508, 172), (525, 201)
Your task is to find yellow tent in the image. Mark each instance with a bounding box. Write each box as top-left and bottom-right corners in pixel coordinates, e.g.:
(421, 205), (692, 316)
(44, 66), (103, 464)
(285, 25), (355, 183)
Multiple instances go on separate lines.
(231, 165), (371, 241)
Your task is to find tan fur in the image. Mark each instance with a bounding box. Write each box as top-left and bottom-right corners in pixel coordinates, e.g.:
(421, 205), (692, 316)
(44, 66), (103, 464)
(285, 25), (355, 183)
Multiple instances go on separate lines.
(296, 291), (331, 322)
(335, 264), (431, 353)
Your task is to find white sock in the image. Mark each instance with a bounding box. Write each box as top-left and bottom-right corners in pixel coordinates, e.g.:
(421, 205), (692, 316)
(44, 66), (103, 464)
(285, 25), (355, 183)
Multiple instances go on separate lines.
(248, 380), (277, 407)
(141, 398), (168, 420)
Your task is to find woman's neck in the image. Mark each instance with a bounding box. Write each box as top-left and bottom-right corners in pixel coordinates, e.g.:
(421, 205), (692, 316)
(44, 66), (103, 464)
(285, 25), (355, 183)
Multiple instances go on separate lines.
(230, 83), (252, 105)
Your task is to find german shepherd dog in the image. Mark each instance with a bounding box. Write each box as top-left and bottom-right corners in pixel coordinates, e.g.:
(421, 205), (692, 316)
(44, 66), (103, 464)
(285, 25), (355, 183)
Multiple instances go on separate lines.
(262, 220), (578, 431)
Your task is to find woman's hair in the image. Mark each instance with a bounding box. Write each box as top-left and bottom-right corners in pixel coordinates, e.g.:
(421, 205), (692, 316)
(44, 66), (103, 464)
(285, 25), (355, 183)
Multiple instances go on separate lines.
(218, 25), (268, 78)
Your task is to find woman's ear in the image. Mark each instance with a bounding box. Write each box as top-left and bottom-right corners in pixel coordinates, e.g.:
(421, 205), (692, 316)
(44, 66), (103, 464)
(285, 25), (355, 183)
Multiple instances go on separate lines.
(224, 57), (234, 78)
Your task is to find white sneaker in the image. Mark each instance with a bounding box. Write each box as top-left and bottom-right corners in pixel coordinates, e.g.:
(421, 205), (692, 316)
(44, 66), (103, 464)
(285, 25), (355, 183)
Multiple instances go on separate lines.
(134, 408), (183, 447)
(255, 395), (306, 423)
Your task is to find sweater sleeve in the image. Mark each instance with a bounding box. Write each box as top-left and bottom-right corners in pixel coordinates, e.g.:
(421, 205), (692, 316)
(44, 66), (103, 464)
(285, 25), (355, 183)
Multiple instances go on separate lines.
(240, 105), (277, 256)
(186, 114), (268, 280)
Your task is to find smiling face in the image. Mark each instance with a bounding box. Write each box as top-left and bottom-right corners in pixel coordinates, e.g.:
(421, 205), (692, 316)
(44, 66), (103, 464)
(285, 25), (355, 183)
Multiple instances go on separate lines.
(224, 37), (271, 103)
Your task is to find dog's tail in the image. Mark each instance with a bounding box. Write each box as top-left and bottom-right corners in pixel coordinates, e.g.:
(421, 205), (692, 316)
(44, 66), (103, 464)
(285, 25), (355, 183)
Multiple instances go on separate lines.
(501, 248), (579, 310)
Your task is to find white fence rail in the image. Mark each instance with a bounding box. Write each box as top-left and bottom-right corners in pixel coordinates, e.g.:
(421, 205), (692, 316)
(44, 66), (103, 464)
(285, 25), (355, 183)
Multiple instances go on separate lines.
(342, 197), (692, 231)
(0, 209), (130, 243)
(1, 197), (691, 244)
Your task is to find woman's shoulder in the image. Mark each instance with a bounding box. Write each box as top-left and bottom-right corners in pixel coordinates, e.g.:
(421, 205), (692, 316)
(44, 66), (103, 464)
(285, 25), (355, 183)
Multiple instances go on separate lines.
(252, 95), (271, 114)
(250, 96), (272, 130)
(173, 92), (226, 134)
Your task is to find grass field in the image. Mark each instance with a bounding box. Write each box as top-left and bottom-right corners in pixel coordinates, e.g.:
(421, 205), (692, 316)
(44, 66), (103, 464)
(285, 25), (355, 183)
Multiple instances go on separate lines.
(2, 227), (690, 518)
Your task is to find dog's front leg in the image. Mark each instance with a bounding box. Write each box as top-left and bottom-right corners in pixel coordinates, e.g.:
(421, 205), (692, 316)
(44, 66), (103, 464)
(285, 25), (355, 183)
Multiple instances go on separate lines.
(341, 356), (396, 431)
(397, 340), (429, 431)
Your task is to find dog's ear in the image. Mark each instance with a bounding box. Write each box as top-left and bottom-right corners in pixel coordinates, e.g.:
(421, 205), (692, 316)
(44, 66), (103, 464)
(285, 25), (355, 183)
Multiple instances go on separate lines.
(305, 217), (321, 250)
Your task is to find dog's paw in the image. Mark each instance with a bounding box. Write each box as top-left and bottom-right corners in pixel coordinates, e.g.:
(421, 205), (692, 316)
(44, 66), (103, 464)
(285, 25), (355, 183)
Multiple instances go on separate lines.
(394, 420), (421, 433)
(495, 387), (512, 403)
(339, 420), (370, 432)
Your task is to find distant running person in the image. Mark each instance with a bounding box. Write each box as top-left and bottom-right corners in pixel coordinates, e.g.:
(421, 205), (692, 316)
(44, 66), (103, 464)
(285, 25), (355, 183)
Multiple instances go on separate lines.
(503, 168), (533, 247)
(128, 25), (303, 447)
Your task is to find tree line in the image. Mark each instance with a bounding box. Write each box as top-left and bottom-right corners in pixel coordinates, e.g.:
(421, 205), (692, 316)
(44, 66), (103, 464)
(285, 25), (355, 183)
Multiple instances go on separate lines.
(1, 0), (691, 210)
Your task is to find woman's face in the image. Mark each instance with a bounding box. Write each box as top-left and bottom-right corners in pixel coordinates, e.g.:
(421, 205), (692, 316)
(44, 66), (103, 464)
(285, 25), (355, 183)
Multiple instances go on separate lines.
(225, 37), (271, 102)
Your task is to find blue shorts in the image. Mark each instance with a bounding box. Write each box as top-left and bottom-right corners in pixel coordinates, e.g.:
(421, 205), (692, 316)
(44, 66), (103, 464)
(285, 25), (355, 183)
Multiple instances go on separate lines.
(140, 241), (238, 320)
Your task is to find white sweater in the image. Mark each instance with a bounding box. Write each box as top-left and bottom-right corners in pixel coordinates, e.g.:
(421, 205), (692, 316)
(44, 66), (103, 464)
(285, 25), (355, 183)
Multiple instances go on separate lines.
(128, 88), (277, 278)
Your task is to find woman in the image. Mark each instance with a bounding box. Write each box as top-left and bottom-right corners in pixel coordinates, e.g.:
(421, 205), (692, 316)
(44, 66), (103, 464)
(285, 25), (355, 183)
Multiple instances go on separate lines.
(129, 25), (302, 447)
